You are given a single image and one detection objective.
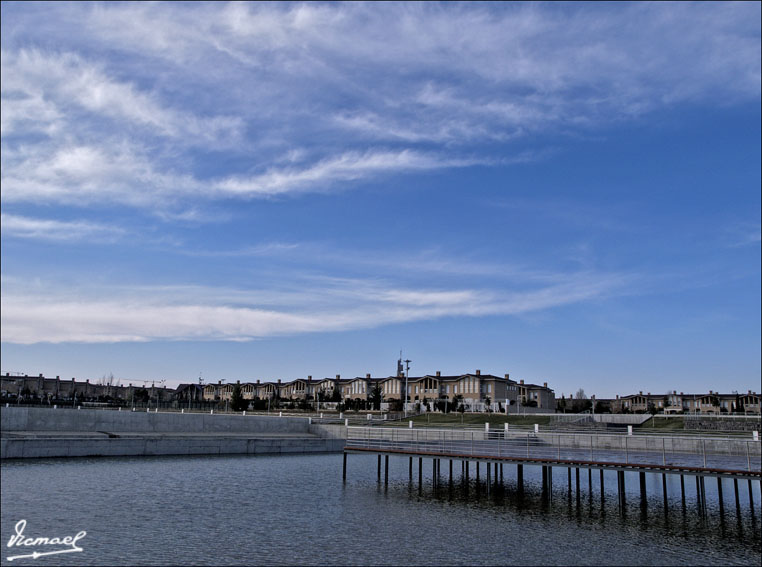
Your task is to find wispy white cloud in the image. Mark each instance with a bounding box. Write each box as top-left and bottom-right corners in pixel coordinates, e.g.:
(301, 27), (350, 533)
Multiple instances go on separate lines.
(1, 142), (200, 207)
(1, 144), (483, 207)
(1, 49), (242, 142)
(726, 223), (762, 248)
(214, 150), (488, 197)
(2, 3), (758, 211)
(0, 271), (628, 344)
(1, 213), (125, 241)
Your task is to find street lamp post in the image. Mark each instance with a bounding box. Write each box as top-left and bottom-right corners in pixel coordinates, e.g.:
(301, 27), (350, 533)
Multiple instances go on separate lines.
(404, 358), (411, 418)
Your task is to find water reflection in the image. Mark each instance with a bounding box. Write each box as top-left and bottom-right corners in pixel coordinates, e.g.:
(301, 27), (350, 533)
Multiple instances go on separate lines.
(370, 457), (761, 559)
(2, 454), (760, 566)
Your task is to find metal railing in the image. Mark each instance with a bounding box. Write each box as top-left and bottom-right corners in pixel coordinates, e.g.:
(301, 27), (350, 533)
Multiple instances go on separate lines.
(344, 426), (762, 473)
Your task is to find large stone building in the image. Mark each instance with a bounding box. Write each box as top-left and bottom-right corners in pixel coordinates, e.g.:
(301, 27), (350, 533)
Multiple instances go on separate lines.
(1, 369), (553, 412)
(610, 390), (760, 414)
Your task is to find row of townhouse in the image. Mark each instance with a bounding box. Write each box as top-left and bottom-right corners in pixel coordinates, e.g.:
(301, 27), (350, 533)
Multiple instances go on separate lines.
(1, 373), (174, 403)
(1, 370), (557, 411)
(199, 370), (556, 410)
(610, 390), (761, 414)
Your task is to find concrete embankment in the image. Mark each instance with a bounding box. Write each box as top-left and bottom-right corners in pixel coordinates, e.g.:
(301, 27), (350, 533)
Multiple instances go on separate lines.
(1, 407), (345, 459)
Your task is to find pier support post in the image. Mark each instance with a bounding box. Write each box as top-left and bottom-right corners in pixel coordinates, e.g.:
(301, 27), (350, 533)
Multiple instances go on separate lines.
(343, 452), (347, 481)
(696, 476), (702, 515)
(409, 457), (413, 479)
(385, 455), (389, 486)
(600, 469), (604, 500)
(568, 467), (572, 492)
(680, 475), (685, 508)
(449, 459), (453, 484)
(517, 464), (523, 492)
(576, 468), (580, 496)
(588, 468), (592, 495)
(419, 458), (423, 482)
(700, 476), (706, 514)
(378, 455), (381, 481)
(734, 478), (740, 513)
(640, 472), (647, 505)
(618, 471), (627, 514)
(717, 477), (724, 516)
(662, 474), (668, 509)
(476, 461), (480, 483)
(433, 459), (437, 488)
(748, 479), (754, 510)
(618, 471), (626, 511)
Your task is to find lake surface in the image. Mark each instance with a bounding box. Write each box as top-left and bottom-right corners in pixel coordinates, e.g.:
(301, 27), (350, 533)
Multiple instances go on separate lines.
(1, 453), (760, 565)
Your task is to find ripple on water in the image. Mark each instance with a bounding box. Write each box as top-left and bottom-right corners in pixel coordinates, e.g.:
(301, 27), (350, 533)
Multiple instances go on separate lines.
(1, 454), (760, 566)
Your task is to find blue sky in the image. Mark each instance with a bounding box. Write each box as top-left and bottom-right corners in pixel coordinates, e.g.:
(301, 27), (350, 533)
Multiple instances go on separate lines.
(1, 2), (760, 398)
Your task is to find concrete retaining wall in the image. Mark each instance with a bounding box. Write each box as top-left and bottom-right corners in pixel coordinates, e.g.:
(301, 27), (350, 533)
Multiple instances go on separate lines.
(1, 407), (346, 459)
(594, 414), (651, 425)
(1, 406), (310, 434)
(0, 436), (345, 459)
(309, 424), (348, 439)
(685, 417), (762, 432)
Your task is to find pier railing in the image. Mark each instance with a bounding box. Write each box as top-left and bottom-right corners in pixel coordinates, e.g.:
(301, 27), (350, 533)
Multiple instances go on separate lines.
(345, 426), (762, 473)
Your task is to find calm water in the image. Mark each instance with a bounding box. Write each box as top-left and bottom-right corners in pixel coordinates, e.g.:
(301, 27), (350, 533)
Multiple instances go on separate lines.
(1, 453), (760, 566)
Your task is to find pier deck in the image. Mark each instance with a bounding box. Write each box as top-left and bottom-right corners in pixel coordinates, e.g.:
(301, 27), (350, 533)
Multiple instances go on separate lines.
(342, 426), (762, 484)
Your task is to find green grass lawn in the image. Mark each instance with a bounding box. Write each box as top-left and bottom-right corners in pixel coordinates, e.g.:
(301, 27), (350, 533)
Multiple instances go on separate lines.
(636, 417), (686, 430)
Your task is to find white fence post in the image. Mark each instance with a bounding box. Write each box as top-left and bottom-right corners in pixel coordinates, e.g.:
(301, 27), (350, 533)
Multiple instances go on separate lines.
(753, 431), (759, 442)
(409, 420), (413, 429)
(534, 423), (539, 434)
(627, 425), (633, 436)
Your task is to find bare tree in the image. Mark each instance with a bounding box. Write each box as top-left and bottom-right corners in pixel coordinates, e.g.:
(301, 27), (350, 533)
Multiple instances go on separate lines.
(97, 372), (120, 387)
(572, 389), (591, 413)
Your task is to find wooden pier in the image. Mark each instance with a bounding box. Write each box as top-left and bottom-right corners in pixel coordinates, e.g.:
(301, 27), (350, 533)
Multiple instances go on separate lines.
(342, 426), (761, 514)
